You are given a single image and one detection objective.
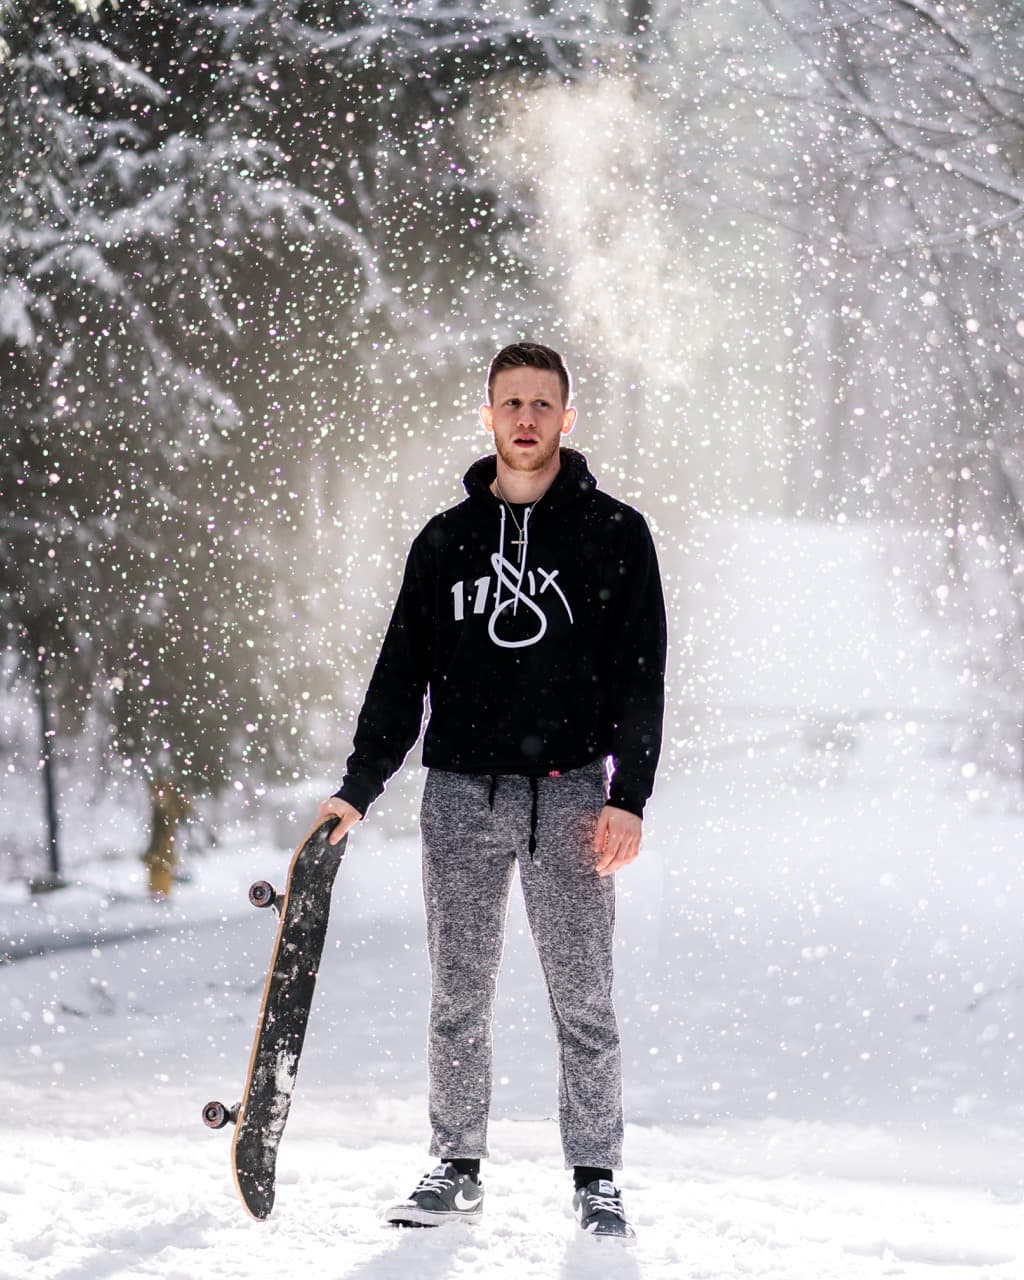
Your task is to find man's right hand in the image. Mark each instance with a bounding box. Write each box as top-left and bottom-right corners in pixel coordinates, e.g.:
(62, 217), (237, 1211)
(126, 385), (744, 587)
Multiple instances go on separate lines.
(315, 796), (363, 846)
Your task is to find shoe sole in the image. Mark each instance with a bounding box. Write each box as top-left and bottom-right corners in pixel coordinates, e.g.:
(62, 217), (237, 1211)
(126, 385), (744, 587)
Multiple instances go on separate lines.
(384, 1206), (482, 1227)
(576, 1224), (637, 1244)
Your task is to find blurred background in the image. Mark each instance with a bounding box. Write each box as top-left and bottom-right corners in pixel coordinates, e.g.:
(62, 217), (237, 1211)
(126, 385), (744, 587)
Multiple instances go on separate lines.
(3, 0), (1024, 884)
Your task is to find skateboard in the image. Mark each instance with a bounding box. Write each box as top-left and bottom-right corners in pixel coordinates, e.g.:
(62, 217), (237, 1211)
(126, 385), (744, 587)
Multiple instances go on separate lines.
(203, 816), (347, 1219)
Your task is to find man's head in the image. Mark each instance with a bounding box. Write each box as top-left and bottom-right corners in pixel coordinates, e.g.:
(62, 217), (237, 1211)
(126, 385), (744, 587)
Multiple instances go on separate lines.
(480, 342), (576, 479)
(485, 342), (572, 409)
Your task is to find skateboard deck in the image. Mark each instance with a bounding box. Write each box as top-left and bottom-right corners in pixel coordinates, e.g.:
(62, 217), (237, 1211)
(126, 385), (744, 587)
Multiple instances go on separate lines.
(203, 816), (347, 1219)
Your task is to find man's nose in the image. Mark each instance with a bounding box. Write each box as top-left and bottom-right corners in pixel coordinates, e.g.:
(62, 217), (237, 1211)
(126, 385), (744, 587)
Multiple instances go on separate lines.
(517, 406), (537, 428)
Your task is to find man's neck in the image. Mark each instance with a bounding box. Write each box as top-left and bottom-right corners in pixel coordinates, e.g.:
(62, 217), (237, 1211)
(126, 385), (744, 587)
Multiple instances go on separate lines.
(491, 455), (561, 505)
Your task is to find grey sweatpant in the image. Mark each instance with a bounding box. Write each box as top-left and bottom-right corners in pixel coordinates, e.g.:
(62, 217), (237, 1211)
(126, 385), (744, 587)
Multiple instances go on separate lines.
(420, 759), (624, 1170)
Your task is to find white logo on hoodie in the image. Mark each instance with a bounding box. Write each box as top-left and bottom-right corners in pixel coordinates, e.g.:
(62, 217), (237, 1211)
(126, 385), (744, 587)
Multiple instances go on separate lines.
(450, 504), (574, 649)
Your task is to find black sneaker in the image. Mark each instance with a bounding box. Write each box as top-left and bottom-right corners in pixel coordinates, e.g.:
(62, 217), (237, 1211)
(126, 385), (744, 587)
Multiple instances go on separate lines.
(383, 1163), (484, 1227)
(572, 1178), (636, 1241)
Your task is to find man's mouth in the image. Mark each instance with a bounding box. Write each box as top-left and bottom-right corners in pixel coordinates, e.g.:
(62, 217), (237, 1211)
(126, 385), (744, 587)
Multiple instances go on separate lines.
(514, 437), (538, 446)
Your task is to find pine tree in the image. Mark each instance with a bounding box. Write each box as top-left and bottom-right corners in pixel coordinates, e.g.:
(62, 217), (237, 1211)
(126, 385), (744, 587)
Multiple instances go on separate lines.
(0, 1), (339, 874)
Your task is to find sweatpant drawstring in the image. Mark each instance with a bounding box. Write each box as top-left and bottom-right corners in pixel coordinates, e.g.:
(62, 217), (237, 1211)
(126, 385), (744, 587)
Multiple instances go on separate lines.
(488, 772), (539, 862)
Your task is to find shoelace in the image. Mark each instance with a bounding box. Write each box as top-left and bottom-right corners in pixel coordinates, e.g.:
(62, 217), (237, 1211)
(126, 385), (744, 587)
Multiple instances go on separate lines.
(584, 1191), (626, 1219)
(414, 1169), (454, 1196)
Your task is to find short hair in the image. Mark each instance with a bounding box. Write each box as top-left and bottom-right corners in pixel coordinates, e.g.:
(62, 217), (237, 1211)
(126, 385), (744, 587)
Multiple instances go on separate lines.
(486, 342), (572, 407)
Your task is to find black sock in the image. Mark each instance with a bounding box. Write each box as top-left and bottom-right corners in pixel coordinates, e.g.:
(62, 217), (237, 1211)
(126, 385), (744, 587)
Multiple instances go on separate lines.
(574, 1165), (613, 1190)
(450, 1158), (481, 1179)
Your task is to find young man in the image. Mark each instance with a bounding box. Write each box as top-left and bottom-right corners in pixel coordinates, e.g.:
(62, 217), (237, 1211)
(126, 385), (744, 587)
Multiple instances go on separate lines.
(316, 342), (666, 1239)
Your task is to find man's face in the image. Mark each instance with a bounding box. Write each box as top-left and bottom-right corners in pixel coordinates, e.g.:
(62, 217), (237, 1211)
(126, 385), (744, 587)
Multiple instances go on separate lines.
(480, 367), (576, 473)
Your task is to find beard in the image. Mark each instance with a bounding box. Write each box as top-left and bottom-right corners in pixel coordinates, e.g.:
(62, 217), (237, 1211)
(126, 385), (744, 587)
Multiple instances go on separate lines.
(494, 432), (562, 473)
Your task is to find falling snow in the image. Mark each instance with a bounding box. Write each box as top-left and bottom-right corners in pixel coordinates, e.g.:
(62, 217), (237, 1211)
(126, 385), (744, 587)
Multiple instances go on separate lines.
(3, 1), (1024, 1277)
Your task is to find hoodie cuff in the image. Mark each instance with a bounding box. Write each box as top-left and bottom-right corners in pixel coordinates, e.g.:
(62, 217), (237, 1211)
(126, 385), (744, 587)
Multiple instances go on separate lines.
(332, 776), (374, 818)
(607, 782), (647, 819)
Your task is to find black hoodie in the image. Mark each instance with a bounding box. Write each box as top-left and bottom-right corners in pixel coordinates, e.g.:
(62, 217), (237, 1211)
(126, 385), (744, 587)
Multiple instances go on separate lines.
(334, 448), (666, 818)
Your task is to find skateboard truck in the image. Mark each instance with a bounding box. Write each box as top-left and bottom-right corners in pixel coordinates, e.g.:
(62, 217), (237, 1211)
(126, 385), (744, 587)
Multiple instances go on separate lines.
(202, 1100), (241, 1129)
(248, 880), (280, 913)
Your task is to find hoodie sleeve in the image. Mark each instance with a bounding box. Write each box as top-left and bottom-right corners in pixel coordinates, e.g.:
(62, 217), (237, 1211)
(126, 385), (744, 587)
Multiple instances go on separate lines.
(606, 513), (667, 818)
(333, 531), (434, 816)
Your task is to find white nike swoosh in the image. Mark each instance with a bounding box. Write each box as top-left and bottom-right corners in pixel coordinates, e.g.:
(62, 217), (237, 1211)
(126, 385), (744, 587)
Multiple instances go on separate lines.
(454, 1189), (482, 1211)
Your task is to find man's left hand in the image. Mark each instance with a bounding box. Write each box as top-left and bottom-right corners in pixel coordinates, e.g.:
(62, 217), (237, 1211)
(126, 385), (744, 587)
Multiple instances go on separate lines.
(593, 805), (642, 876)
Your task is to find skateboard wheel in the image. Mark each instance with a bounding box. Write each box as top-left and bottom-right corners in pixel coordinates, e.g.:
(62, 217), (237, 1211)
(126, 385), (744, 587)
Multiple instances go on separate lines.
(249, 881), (277, 910)
(202, 1100), (239, 1129)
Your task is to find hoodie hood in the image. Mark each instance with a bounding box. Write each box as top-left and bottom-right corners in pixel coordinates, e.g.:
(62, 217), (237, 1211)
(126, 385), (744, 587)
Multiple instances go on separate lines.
(462, 447), (598, 511)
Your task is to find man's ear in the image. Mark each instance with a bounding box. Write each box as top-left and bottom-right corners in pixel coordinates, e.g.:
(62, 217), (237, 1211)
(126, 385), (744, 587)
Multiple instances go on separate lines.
(560, 405), (577, 436)
(480, 403), (494, 434)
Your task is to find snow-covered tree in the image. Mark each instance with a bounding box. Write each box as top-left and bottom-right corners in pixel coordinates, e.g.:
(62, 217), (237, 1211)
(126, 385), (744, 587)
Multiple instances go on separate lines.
(167, 1), (599, 759)
(0, 1), (346, 871)
(2, 0), (597, 876)
(723, 0), (1024, 774)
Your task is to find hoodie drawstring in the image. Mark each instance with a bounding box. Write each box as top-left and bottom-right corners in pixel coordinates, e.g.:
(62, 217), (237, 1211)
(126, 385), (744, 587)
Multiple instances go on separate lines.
(495, 505), (506, 619)
(512, 506), (531, 615)
(495, 500), (532, 618)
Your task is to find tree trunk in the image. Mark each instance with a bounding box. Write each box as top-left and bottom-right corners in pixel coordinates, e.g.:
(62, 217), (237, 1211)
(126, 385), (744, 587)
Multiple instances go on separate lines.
(32, 646), (64, 892)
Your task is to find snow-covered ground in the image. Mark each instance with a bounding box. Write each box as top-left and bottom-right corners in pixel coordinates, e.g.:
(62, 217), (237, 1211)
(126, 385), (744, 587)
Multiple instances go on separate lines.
(2, 521), (1022, 1278)
(2, 731), (1022, 1280)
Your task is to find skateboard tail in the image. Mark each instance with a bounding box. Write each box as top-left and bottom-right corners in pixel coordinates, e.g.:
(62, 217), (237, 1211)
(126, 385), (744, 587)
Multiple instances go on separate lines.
(233, 1064), (295, 1220)
(236, 1163), (275, 1221)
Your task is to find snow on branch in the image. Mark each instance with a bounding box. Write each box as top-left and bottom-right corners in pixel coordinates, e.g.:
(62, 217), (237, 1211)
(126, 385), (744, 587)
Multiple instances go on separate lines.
(0, 279), (35, 346)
